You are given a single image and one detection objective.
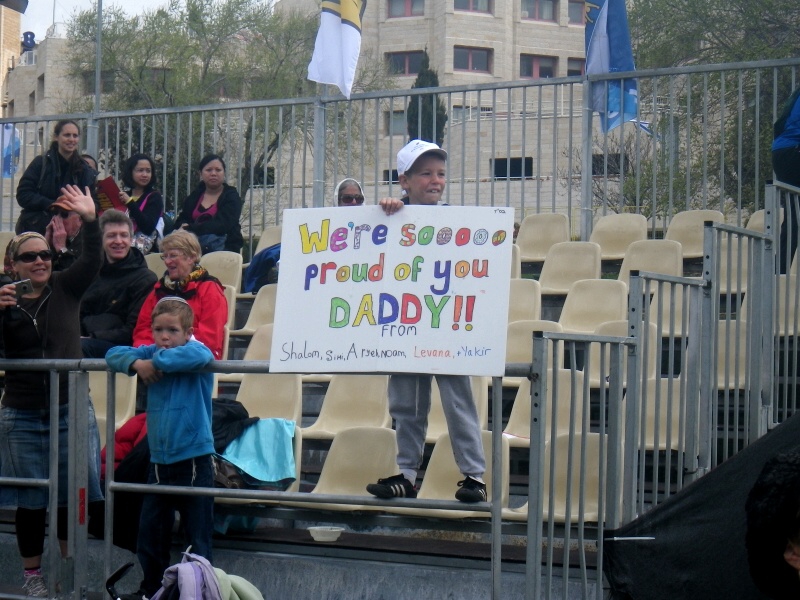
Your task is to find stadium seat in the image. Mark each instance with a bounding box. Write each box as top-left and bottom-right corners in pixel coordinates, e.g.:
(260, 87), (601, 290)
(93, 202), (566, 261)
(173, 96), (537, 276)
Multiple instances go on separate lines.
(589, 213), (647, 261)
(716, 235), (750, 296)
(235, 372), (302, 422)
(230, 283), (277, 339)
(503, 432), (616, 524)
(503, 369), (585, 448)
(508, 278), (542, 323)
(282, 426), (398, 512)
(558, 279), (628, 334)
(664, 209), (725, 259)
(503, 319), (563, 387)
(218, 324), (273, 384)
(586, 320), (659, 389)
(89, 371), (137, 432)
(200, 250), (243, 292)
(510, 243), (522, 278)
(632, 377), (684, 452)
(516, 213), (570, 264)
(617, 240), (683, 288)
(243, 225), (282, 269)
(539, 241), (601, 296)
(302, 375), (391, 440)
(145, 252), (166, 278)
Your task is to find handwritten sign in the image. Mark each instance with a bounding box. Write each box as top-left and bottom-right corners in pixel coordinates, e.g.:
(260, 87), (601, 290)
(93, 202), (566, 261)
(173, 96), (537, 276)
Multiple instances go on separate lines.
(269, 205), (514, 376)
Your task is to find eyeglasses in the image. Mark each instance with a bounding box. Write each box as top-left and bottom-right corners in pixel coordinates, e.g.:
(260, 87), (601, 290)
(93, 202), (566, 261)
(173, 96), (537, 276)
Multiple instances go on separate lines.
(15, 250), (54, 263)
(160, 252), (186, 261)
(53, 210), (71, 219)
(339, 194), (364, 205)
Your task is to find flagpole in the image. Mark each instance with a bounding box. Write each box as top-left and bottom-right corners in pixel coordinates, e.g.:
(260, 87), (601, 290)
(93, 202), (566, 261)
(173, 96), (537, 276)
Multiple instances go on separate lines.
(581, 78), (594, 240)
(86, 0), (102, 157)
(313, 84), (327, 208)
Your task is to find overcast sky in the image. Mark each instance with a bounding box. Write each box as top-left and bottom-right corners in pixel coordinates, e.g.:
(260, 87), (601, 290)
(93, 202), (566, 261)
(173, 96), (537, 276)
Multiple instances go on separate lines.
(21, 0), (169, 41)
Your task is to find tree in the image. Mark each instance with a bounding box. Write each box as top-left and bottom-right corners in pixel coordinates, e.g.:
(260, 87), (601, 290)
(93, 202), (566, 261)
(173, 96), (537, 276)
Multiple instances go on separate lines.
(406, 50), (448, 146)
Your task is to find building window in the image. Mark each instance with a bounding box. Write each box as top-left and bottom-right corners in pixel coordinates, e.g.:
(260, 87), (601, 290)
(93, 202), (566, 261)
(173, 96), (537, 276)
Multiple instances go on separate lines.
(385, 110), (407, 135)
(144, 68), (171, 86)
(521, 0), (556, 21)
(28, 91), (35, 113)
(592, 153), (624, 176)
(454, 46), (492, 73)
(36, 74), (44, 99)
(491, 157), (533, 179)
(386, 51), (424, 75)
(382, 169), (400, 184)
(455, 0), (492, 13)
(82, 70), (116, 95)
(520, 54), (556, 79)
(388, 0), (424, 18)
(568, 0), (585, 23)
(567, 58), (585, 77)
(7, 100), (14, 117)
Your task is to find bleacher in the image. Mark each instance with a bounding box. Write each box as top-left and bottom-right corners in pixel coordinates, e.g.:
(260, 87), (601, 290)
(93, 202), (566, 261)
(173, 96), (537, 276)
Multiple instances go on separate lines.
(2, 200), (799, 599)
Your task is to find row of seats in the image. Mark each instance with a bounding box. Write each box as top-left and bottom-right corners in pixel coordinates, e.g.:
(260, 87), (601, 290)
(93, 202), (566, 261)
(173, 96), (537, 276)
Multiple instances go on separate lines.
(217, 424), (618, 526)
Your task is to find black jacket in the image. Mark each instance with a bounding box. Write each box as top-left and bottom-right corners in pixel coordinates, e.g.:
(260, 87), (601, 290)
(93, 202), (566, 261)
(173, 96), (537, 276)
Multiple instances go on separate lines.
(79, 247), (157, 346)
(174, 183), (243, 252)
(16, 149), (97, 234)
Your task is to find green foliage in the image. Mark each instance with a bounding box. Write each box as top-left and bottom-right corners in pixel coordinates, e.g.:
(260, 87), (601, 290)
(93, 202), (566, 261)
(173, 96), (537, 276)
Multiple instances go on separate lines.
(406, 50), (448, 146)
(629, 0), (800, 68)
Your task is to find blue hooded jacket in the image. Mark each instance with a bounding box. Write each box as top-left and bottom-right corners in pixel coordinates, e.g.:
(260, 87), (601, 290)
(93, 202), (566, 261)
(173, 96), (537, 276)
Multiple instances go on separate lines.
(106, 340), (214, 464)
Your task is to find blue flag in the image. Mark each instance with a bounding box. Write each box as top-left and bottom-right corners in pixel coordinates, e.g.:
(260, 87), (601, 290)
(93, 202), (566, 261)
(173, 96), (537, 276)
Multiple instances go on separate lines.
(585, 0), (637, 132)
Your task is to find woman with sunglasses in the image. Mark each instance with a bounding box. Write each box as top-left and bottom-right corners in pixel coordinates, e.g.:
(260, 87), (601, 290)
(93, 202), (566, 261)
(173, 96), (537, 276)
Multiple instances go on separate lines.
(15, 120), (97, 236)
(173, 154), (243, 255)
(0, 184), (103, 596)
(334, 178), (365, 206)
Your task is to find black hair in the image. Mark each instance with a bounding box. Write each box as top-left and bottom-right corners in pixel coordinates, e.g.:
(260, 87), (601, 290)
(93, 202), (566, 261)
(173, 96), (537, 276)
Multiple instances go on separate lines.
(198, 154), (226, 172)
(745, 452), (800, 599)
(121, 153), (158, 193)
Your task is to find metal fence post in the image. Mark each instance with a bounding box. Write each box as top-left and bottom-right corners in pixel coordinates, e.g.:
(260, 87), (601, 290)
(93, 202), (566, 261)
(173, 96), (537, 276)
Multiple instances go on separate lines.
(622, 273), (643, 522)
(580, 78), (594, 241)
(66, 370), (91, 596)
(527, 333), (549, 600)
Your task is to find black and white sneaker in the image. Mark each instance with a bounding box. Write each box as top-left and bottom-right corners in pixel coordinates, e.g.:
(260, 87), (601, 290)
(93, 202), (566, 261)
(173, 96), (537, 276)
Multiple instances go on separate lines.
(367, 474), (417, 499)
(455, 476), (487, 503)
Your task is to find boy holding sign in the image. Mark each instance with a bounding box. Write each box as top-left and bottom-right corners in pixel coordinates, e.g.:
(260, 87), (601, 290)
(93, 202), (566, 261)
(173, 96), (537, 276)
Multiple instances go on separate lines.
(366, 140), (487, 503)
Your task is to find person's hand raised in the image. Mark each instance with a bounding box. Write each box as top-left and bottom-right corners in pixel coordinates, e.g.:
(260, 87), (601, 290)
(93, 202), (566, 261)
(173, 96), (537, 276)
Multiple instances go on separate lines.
(58, 185), (97, 222)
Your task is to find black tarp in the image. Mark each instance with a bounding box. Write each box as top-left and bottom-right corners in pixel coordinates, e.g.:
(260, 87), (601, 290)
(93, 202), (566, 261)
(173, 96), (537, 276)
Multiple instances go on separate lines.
(603, 412), (800, 600)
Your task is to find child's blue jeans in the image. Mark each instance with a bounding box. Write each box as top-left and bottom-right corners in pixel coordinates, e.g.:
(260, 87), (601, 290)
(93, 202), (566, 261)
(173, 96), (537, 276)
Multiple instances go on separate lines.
(137, 454), (214, 596)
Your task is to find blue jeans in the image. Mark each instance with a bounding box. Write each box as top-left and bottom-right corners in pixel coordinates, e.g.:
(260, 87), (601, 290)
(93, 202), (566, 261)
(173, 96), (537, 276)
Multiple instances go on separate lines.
(137, 455), (214, 596)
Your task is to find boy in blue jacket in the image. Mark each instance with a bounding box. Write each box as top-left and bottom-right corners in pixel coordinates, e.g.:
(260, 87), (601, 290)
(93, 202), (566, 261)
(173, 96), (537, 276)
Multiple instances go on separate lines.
(106, 296), (215, 598)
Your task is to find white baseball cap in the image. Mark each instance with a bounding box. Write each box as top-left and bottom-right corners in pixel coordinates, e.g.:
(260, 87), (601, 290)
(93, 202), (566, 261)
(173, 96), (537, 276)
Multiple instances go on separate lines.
(396, 140), (448, 176)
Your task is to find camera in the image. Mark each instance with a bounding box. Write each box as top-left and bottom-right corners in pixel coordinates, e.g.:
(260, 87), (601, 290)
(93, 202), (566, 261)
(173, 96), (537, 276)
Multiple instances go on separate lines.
(13, 279), (32, 299)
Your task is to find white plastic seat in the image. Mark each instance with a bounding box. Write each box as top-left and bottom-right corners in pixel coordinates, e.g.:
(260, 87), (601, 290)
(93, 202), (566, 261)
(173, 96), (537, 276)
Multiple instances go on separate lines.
(589, 213), (647, 261)
(425, 376), (490, 444)
(510, 243), (522, 278)
(516, 213), (570, 263)
(617, 240), (684, 288)
(503, 432), (617, 524)
(632, 378), (684, 451)
(144, 252), (166, 278)
(558, 279), (628, 334)
(539, 241), (601, 296)
(235, 372), (302, 422)
(586, 320), (659, 389)
(89, 370), (137, 430)
(503, 319), (563, 387)
(243, 225), (282, 269)
(200, 250), (243, 291)
(503, 369), (585, 448)
(383, 431), (509, 518)
(715, 321), (750, 391)
(664, 209), (725, 259)
(508, 278), (542, 323)
(218, 324), (272, 384)
(302, 375), (390, 440)
(716, 236), (749, 296)
(282, 426), (398, 511)
(230, 284), (277, 338)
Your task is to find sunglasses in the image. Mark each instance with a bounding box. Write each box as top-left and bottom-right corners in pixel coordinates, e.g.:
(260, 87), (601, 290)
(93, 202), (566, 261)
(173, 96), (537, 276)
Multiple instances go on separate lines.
(15, 250), (54, 263)
(53, 210), (71, 219)
(339, 194), (365, 205)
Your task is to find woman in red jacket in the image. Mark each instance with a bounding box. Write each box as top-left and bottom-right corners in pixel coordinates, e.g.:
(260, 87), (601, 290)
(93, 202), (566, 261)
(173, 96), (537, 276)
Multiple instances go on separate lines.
(132, 229), (227, 360)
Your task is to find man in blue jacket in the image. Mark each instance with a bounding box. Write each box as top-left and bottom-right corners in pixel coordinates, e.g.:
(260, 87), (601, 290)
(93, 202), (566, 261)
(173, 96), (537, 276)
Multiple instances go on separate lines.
(106, 296), (214, 598)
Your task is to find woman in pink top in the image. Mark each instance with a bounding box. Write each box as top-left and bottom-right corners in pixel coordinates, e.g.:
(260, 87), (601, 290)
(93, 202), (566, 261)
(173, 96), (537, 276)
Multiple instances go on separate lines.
(173, 154), (243, 254)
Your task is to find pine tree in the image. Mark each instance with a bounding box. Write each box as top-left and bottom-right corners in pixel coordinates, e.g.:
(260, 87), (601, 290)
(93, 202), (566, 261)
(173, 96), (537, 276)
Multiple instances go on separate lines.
(406, 50), (448, 146)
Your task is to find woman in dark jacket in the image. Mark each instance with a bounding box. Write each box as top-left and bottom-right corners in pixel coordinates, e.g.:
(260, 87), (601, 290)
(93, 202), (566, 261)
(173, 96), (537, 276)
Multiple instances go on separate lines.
(15, 120), (97, 235)
(0, 184), (103, 595)
(173, 154), (243, 254)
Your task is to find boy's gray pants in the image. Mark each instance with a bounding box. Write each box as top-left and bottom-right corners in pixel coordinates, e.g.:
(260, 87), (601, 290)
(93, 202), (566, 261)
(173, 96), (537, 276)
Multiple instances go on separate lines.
(388, 374), (486, 479)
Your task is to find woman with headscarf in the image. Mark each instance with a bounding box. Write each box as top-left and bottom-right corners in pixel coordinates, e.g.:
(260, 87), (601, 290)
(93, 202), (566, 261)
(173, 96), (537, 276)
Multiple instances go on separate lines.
(333, 178), (365, 207)
(0, 184), (103, 596)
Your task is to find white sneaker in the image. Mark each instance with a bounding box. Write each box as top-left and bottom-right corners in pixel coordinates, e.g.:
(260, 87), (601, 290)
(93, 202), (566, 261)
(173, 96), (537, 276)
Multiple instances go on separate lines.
(23, 574), (48, 597)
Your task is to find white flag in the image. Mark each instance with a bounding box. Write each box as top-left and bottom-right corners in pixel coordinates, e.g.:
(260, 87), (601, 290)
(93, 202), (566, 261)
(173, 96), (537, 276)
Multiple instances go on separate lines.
(308, 0), (366, 99)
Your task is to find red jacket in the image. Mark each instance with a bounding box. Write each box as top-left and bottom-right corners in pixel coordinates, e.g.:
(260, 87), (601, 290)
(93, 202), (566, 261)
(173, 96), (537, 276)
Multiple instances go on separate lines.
(100, 413), (147, 479)
(132, 276), (227, 359)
